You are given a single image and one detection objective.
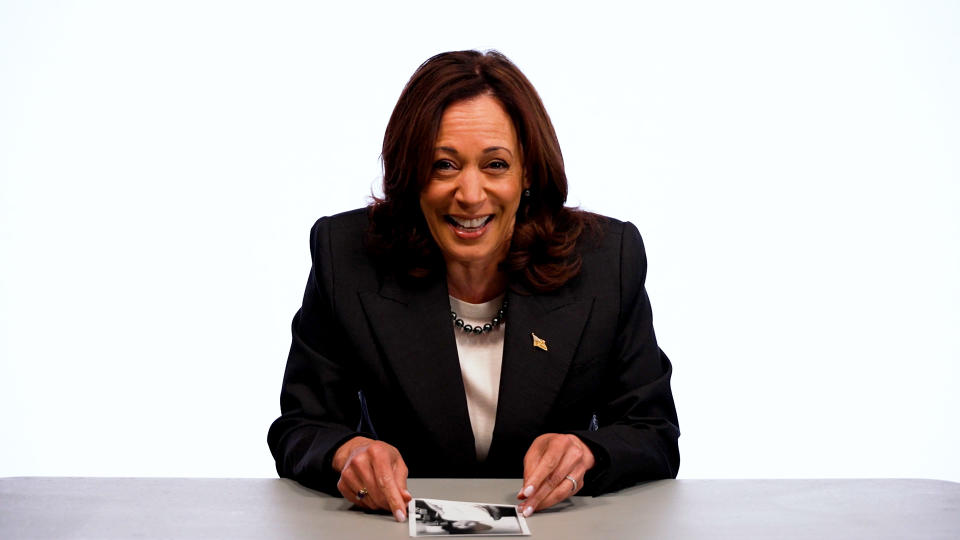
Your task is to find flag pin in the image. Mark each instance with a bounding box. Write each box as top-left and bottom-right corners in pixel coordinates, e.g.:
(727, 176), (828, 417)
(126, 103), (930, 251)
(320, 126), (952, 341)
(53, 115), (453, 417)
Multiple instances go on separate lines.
(532, 333), (548, 351)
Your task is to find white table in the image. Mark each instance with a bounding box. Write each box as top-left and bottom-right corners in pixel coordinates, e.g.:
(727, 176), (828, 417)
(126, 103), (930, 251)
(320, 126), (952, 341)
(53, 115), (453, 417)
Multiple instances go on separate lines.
(2, 477), (958, 539)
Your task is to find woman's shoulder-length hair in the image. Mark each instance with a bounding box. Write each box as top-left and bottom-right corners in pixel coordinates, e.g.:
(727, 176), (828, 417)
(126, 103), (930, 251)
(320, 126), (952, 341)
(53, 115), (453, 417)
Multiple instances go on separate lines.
(367, 49), (597, 293)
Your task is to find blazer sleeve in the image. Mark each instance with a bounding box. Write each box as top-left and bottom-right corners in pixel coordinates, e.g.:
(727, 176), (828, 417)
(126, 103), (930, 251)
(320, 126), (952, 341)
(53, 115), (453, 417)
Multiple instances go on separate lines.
(266, 217), (369, 496)
(568, 221), (680, 494)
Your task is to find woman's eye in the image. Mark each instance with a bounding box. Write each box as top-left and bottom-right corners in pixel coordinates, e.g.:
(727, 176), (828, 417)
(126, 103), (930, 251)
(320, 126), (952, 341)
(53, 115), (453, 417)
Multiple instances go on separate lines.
(487, 160), (509, 170)
(433, 159), (456, 171)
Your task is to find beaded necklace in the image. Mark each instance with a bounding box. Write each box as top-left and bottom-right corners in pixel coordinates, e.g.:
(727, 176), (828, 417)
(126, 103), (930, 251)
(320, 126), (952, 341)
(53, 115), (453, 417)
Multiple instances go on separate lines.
(450, 298), (507, 335)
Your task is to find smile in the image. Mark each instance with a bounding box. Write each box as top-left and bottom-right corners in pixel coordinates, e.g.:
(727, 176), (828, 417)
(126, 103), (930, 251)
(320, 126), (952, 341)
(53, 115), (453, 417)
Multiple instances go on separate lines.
(444, 215), (494, 230)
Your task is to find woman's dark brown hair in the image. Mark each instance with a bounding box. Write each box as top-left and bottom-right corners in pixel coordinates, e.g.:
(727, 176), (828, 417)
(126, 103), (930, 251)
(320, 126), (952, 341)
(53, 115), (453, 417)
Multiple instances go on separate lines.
(367, 50), (595, 292)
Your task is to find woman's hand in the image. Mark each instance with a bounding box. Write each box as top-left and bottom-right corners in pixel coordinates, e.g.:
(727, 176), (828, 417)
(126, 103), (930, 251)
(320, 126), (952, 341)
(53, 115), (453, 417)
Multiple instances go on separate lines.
(516, 433), (595, 516)
(332, 436), (412, 522)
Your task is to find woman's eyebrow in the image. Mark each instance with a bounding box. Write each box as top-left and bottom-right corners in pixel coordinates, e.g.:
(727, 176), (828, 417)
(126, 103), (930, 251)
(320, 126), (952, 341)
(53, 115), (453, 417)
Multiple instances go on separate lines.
(484, 146), (513, 157)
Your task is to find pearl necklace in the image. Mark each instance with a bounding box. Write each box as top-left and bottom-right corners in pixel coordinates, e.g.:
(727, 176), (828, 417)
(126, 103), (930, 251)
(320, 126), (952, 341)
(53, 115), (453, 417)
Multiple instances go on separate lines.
(450, 298), (508, 335)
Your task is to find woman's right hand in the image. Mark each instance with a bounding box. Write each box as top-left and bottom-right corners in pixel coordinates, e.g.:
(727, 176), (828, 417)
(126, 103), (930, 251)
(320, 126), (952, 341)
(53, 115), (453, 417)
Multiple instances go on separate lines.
(332, 436), (412, 522)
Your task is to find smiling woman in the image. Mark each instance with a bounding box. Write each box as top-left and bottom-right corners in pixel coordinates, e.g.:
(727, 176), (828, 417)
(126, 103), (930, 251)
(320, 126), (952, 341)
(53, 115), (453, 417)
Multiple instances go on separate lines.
(420, 96), (527, 303)
(267, 50), (679, 525)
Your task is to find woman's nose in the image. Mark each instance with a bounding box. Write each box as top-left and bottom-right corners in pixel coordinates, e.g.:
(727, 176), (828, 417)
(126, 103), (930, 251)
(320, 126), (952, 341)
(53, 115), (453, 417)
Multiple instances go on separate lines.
(454, 167), (486, 207)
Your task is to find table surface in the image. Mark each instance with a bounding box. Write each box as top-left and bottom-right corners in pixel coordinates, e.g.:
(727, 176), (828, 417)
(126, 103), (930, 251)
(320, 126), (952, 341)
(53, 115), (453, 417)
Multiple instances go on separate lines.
(2, 477), (959, 539)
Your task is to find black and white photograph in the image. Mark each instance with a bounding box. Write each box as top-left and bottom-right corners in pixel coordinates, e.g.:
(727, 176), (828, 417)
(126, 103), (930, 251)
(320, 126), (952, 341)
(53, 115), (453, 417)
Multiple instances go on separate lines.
(409, 498), (531, 536)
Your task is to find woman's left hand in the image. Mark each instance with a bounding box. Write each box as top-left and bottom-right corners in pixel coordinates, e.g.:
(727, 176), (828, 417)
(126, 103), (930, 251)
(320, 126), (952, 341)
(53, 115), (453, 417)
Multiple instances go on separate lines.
(516, 433), (595, 516)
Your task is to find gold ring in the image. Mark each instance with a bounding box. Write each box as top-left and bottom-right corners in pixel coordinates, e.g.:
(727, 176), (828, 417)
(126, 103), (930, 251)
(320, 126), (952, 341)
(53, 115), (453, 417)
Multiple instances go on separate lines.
(357, 487), (369, 500)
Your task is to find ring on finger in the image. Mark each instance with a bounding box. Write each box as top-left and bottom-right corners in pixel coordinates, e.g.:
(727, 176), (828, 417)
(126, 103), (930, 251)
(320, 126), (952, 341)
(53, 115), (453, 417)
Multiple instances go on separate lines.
(564, 475), (578, 492)
(357, 487), (369, 500)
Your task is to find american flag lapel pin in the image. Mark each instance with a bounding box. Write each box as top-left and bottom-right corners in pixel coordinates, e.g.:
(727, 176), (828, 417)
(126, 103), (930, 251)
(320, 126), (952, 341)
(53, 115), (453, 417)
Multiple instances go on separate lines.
(531, 333), (548, 351)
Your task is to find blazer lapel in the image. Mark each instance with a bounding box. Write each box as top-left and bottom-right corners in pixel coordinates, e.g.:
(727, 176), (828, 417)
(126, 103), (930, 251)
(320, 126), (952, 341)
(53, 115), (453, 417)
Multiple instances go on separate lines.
(490, 290), (595, 458)
(357, 274), (476, 460)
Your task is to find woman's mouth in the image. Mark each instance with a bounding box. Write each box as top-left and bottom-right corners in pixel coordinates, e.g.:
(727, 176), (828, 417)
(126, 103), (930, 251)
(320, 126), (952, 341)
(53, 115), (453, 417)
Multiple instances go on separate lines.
(444, 215), (494, 238)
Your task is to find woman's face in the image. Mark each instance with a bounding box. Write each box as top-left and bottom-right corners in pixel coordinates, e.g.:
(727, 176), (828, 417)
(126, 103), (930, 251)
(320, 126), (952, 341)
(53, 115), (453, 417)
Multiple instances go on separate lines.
(419, 95), (526, 269)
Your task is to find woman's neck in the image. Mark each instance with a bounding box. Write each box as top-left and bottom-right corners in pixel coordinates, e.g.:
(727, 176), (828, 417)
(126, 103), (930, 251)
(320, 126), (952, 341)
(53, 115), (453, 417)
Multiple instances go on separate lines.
(445, 260), (507, 304)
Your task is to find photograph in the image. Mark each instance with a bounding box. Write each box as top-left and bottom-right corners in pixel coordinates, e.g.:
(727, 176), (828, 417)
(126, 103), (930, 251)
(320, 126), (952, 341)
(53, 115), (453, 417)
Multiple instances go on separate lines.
(409, 498), (530, 536)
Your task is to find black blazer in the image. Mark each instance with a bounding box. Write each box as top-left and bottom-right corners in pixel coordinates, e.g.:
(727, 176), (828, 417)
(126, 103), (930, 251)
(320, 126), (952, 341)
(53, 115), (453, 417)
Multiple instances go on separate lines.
(267, 208), (679, 496)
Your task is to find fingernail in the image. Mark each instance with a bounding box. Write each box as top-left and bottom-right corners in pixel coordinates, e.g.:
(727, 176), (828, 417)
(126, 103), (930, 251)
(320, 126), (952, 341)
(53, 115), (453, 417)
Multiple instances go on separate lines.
(522, 506), (533, 517)
(403, 489), (412, 498)
(395, 509), (406, 522)
(522, 485), (535, 498)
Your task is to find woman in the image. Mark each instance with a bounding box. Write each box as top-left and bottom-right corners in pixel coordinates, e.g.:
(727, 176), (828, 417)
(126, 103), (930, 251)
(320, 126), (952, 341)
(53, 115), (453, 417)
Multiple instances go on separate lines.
(267, 50), (679, 523)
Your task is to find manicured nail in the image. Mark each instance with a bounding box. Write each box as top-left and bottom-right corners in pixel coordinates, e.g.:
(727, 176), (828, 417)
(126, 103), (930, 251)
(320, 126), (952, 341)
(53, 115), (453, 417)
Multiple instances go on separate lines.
(522, 506), (533, 517)
(395, 509), (406, 522)
(522, 485), (535, 498)
(403, 489), (412, 498)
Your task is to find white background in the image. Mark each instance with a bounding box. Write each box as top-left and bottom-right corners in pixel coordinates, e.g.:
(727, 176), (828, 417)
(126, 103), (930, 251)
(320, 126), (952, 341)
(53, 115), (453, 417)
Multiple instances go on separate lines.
(1, 1), (957, 482)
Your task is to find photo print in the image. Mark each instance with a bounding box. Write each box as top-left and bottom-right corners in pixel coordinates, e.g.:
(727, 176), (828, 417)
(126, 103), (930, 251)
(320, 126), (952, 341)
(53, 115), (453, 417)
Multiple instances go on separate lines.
(409, 498), (531, 536)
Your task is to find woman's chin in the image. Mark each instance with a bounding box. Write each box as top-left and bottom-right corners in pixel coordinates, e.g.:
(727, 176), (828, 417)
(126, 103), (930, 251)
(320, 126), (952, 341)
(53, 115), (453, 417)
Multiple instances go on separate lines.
(442, 244), (505, 268)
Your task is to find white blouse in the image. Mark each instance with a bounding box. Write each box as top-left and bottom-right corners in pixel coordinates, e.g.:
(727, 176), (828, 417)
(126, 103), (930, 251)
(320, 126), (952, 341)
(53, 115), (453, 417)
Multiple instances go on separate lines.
(448, 294), (506, 462)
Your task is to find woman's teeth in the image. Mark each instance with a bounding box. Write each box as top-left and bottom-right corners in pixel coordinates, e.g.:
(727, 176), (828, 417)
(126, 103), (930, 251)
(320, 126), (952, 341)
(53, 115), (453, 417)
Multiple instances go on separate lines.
(447, 215), (491, 229)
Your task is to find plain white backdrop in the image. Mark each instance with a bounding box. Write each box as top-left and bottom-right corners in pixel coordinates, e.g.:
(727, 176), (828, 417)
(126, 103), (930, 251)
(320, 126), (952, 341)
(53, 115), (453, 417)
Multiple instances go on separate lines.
(1, 1), (957, 482)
